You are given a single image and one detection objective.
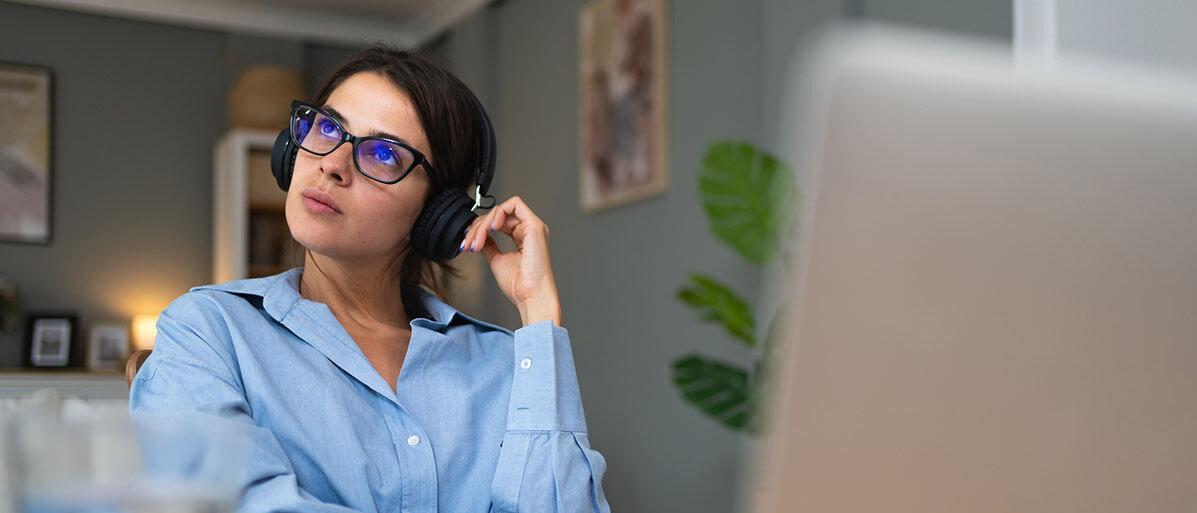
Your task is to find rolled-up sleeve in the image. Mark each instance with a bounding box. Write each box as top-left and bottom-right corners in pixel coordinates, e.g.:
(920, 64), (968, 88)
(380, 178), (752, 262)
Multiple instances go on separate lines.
(129, 292), (360, 513)
(489, 320), (611, 513)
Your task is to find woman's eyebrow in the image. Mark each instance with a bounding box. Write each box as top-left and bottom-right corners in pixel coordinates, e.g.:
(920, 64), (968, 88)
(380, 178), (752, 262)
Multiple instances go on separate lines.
(322, 105), (415, 148)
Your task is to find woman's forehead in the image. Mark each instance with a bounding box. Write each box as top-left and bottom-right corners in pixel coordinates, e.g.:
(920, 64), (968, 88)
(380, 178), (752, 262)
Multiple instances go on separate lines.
(323, 72), (429, 152)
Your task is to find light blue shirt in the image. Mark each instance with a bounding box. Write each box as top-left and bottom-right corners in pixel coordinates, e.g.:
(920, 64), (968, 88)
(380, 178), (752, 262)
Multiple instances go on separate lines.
(128, 268), (611, 513)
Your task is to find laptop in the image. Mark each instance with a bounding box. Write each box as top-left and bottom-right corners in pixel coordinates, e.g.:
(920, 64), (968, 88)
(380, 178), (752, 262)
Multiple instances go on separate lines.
(749, 26), (1197, 513)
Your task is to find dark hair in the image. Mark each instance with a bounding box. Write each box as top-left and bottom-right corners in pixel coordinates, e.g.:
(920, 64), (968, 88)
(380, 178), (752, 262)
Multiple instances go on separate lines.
(309, 44), (482, 305)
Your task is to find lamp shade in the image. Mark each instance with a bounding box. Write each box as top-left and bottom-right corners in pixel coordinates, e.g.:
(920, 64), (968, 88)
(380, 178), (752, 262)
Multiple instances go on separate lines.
(227, 65), (307, 130)
(132, 314), (158, 351)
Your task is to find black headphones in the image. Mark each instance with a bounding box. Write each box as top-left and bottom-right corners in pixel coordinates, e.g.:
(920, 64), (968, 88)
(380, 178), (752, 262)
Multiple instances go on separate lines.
(270, 90), (497, 262)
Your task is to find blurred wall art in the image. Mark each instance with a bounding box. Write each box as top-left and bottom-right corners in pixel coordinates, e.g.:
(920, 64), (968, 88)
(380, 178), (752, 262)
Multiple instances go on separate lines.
(0, 61), (52, 244)
(579, 0), (668, 212)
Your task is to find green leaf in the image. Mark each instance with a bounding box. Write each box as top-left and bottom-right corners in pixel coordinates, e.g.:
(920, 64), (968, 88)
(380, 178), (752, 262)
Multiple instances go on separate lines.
(676, 273), (755, 347)
(672, 354), (753, 431)
(699, 141), (796, 265)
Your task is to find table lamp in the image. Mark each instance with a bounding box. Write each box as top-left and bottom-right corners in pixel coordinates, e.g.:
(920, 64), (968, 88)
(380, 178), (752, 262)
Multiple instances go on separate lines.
(132, 314), (158, 351)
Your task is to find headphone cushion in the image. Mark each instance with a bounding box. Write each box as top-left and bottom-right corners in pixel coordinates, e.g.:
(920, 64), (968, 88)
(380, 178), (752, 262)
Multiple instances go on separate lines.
(412, 188), (475, 261)
(270, 129), (296, 191)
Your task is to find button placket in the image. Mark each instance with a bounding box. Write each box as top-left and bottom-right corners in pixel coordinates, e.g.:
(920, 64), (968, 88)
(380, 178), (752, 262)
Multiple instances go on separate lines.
(381, 397), (437, 512)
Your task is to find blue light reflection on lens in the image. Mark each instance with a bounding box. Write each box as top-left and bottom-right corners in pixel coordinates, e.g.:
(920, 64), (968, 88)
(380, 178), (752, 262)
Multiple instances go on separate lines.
(295, 119), (310, 143)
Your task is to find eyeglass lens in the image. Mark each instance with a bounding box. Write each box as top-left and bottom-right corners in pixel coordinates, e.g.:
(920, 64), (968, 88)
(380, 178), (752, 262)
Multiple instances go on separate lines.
(291, 105), (418, 183)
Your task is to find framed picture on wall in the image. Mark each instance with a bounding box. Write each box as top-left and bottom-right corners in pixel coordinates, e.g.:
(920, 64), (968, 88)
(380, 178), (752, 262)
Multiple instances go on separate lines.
(579, 0), (668, 212)
(25, 313), (79, 368)
(0, 61), (54, 244)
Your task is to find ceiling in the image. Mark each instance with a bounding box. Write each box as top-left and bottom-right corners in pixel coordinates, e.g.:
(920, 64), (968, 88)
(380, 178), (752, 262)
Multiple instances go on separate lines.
(6, 0), (493, 47)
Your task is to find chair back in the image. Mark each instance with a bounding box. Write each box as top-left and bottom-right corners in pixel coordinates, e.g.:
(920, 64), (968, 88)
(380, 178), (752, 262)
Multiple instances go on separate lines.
(126, 349), (152, 389)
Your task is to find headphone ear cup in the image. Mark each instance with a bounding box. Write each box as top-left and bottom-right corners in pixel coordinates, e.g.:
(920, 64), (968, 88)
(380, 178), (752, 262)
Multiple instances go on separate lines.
(271, 129), (297, 191)
(411, 188), (475, 261)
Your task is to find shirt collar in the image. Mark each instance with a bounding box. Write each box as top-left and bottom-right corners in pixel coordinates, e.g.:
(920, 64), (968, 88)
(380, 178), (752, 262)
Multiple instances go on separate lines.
(191, 267), (512, 336)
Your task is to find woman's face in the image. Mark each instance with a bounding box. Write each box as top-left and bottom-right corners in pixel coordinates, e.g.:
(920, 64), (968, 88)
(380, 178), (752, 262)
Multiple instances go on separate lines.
(285, 71), (434, 265)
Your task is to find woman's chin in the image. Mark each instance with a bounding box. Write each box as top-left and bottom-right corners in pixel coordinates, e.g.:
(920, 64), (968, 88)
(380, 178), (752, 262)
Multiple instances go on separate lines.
(290, 227), (344, 257)
(290, 233), (393, 263)
(287, 207), (412, 263)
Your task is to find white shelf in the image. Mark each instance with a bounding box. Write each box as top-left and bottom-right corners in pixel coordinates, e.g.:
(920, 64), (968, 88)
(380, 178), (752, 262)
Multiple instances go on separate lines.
(0, 371), (128, 400)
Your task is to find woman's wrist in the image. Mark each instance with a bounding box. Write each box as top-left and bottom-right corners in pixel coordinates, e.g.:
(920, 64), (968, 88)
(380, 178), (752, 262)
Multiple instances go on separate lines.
(519, 294), (562, 327)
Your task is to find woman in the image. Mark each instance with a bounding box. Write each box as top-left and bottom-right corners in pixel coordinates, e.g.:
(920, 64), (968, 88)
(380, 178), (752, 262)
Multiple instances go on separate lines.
(129, 46), (610, 513)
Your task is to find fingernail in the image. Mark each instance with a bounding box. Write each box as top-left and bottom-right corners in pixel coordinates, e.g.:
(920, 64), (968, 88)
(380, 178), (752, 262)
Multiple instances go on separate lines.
(459, 244), (464, 251)
(465, 228), (469, 235)
(471, 244), (476, 252)
(490, 226), (494, 231)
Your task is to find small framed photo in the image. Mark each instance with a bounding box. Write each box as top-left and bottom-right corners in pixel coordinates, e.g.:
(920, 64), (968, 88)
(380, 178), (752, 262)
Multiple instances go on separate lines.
(24, 313), (79, 368)
(88, 322), (129, 371)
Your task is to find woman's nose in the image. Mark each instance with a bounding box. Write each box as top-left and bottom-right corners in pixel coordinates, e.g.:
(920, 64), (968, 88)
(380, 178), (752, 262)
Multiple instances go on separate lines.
(319, 143), (355, 183)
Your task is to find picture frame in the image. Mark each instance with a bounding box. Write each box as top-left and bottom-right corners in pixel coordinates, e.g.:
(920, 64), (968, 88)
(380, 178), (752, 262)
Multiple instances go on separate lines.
(0, 60), (54, 244)
(24, 313), (80, 368)
(88, 322), (130, 371)
(578, 0), (669, 213)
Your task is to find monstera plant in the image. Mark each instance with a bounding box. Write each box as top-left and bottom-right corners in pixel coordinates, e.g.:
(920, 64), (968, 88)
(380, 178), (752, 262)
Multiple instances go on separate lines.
(672, 140), (796, 436)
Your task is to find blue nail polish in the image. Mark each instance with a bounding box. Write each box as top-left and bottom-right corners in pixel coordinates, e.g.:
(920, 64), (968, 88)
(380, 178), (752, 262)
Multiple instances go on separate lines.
(465, 228), (469, 235)
(459, 244), (464, 251)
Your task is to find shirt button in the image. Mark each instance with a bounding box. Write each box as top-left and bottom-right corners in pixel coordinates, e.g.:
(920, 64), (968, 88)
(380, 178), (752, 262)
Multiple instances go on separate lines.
(407, 435), (420, 446)
(520, 357), (532, 369)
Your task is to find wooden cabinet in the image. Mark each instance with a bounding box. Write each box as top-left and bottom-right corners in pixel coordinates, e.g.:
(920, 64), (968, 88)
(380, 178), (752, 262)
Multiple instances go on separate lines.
(213, 129), (303, 284)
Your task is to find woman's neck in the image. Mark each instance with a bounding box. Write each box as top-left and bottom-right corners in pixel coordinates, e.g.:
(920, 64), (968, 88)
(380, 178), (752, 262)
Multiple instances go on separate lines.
(298, 250), (411, 331)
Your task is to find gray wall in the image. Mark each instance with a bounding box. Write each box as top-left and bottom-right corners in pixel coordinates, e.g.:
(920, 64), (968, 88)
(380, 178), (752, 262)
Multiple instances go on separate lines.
(0, 1), (357, 367)
(427, 1), (1013, 512)
(852, 0), (1011, 38)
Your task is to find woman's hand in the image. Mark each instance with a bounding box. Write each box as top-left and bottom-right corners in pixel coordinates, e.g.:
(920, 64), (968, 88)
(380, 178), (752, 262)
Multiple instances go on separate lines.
(460, 196), (562, 327)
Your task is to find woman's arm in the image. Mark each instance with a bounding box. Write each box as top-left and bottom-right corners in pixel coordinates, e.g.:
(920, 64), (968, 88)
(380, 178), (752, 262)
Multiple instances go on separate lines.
(489, 320), (612, 513)
(462, 196), (611, 511)
(129, 292), (362, 513)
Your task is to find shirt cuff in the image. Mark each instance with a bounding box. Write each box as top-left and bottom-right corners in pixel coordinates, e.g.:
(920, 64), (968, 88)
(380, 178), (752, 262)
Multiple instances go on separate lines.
(506, 319), (588, 432)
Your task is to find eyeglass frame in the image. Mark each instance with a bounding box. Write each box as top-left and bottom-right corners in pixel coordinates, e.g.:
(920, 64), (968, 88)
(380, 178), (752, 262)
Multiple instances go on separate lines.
(288, 100), (437, 185)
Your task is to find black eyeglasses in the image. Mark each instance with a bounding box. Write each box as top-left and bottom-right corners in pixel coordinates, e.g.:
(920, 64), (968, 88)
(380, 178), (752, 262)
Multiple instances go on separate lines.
(289, 100), (434, 185)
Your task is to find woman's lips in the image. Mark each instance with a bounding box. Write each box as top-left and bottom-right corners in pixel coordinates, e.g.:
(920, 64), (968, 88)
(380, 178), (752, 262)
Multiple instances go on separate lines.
(301, 188), (342, 215)
(303, 196), (340, 215)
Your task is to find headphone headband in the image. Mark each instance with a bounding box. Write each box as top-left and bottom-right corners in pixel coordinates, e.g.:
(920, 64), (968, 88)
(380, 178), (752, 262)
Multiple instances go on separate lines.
(466, 88), (496, 199)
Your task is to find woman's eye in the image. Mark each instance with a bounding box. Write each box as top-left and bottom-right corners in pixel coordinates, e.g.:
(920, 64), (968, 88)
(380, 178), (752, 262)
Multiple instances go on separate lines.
(372, 146), (396, 165)
(318, 119), (339, 137)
